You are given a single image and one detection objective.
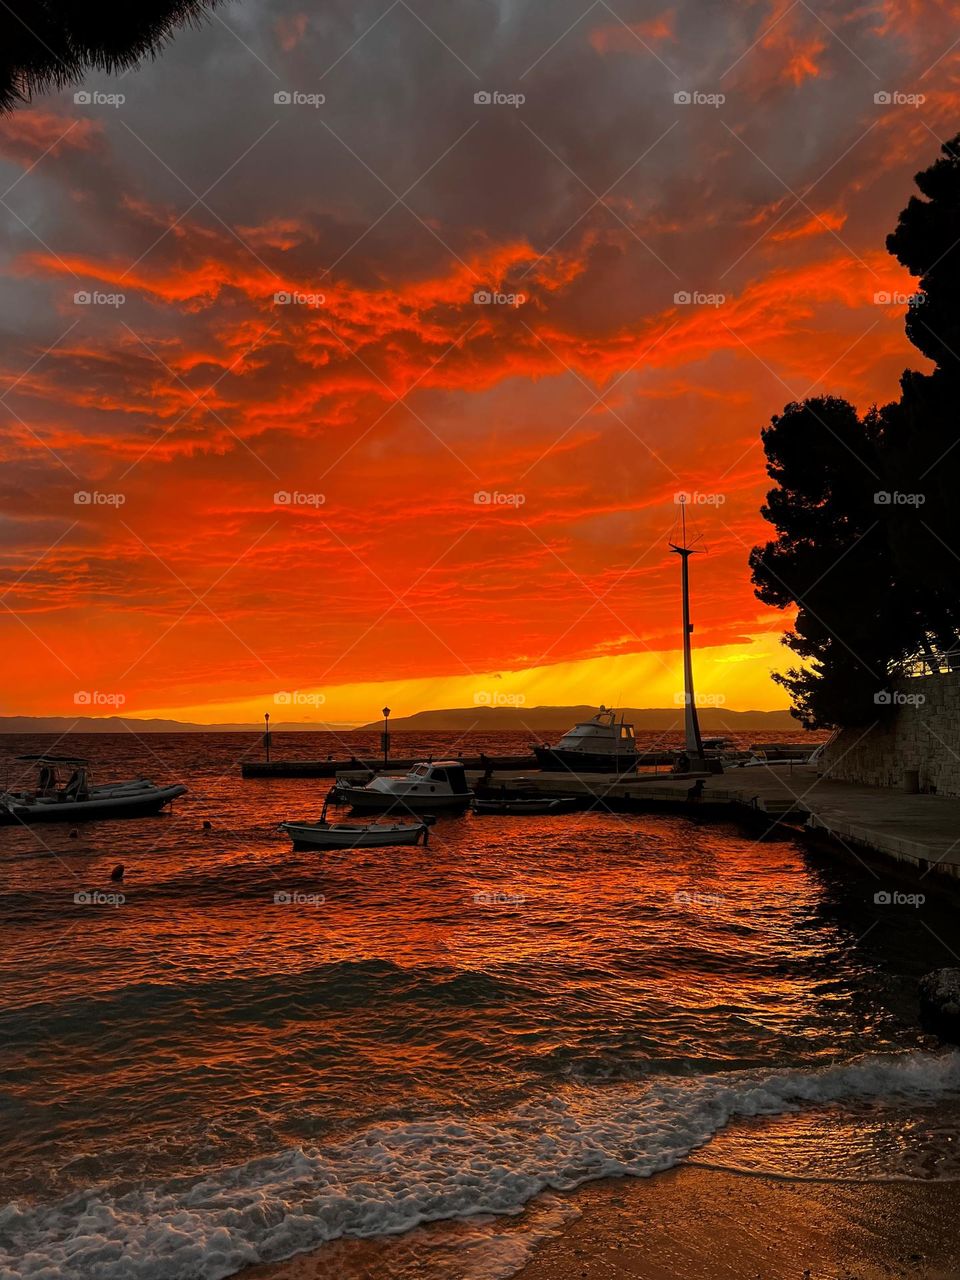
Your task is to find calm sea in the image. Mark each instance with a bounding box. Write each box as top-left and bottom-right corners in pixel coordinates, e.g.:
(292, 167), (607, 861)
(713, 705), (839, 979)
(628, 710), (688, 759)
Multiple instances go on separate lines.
(1, 731), (958, 1280)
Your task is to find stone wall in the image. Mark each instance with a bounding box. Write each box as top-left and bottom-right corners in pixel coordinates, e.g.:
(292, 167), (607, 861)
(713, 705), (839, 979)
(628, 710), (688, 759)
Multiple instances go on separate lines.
(820, 670), (960, 796)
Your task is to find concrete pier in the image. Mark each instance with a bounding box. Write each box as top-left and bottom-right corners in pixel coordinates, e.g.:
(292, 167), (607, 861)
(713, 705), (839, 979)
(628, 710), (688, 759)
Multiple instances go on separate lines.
(241, 754), (544, 778)
(241, 751), (678, 778)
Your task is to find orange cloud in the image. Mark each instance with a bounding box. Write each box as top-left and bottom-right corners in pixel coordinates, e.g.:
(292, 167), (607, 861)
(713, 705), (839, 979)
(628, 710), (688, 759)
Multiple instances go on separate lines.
(589, 11), (675, 53)
(729, 1), (829, 96)
(770, 205), (848, 241)
(275, 12), (309, 52)
(0, 110), (102, 164)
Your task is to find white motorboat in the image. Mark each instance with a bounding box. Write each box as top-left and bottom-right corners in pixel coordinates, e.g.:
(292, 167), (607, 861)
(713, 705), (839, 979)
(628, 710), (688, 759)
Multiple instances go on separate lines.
(533, 707), (638, 773)
(0, 756), (187, 824)
(279, 818), (429, 850)
(330, 760), (473, 814)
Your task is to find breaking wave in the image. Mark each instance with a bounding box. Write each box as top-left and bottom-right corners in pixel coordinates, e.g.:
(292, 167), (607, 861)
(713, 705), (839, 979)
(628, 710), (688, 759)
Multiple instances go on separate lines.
(2, 1050), (958, 1280)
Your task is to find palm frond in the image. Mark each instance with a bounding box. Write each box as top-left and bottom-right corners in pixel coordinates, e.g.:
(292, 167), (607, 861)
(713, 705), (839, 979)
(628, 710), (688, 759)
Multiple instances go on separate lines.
(0, 1), (221, 112)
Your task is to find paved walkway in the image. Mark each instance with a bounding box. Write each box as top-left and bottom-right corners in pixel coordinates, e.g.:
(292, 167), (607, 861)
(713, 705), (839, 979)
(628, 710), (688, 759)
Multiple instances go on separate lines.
(700, 766), (960, 876)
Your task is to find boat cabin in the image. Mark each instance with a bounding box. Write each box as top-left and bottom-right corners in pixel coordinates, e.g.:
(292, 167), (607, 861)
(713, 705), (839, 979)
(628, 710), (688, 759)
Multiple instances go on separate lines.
(403, 761), (470, 793)
(555, 708), (636, 754)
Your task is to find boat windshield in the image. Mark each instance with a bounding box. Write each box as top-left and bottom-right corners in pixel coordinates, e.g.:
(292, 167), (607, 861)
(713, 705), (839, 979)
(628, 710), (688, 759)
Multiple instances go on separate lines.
(27, 760), (89, 799)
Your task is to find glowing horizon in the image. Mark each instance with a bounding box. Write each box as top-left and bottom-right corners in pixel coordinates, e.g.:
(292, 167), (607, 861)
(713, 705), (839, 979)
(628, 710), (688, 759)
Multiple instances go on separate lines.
(122, 629), (794, 725)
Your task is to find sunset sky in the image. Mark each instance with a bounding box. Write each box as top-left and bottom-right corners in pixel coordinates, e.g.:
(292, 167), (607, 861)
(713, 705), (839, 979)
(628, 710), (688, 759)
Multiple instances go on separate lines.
(0, 0), (956, 725)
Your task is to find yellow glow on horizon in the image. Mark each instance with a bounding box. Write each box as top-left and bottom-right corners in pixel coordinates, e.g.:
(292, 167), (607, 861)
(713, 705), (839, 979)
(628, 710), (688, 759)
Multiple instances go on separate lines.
(135, 630), (793, 725)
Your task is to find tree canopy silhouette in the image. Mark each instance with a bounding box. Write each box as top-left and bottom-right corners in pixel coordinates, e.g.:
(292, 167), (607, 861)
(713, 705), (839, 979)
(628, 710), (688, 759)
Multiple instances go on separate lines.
(887, 133), (960, 374)
(752, 135), (960, 729)
(879, 133), (960, 632)
(0, 1), (218, 112)
(749, 398), (920, 728)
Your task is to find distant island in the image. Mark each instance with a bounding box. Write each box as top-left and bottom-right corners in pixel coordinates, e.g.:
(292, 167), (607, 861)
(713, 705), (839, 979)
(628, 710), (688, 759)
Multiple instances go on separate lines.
(0, 705), (799, 734)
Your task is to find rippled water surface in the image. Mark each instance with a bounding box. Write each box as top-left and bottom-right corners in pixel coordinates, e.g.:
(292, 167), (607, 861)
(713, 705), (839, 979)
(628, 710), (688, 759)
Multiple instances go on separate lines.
(1, 732), (957, 1280)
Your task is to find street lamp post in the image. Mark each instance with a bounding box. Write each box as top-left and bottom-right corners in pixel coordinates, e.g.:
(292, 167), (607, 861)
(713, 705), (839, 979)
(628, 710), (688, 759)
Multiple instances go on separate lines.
(381, 706), (391, 769)
(263, 711), (272, 764)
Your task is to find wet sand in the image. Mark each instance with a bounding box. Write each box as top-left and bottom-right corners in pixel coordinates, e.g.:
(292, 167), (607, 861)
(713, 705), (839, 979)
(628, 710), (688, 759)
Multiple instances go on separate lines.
(514, 1167), (960, 1280)
(249, 1166), (960, 1280)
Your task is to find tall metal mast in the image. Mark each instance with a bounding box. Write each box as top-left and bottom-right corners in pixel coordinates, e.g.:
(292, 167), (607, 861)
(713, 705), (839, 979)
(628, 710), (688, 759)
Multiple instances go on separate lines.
(669, 501), (705, 764)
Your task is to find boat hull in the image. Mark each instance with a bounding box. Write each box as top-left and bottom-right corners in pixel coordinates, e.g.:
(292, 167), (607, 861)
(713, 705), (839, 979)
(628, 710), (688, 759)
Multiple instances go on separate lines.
(280, 821), (426, 850)
(0, 784), (187, 825)
(473, 796), (581, 815)
(333, 786), (472, 814)
(533, 746), (637, 774)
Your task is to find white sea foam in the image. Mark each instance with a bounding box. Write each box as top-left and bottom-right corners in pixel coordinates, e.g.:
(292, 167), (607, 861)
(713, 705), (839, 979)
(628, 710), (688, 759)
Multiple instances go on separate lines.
(2, 1050), (958, 1280)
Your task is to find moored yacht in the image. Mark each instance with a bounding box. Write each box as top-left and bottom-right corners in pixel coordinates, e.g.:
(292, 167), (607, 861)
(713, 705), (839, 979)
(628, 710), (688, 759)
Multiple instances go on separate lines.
(533, 707), (638, 774)
(330, 760), (474, 814)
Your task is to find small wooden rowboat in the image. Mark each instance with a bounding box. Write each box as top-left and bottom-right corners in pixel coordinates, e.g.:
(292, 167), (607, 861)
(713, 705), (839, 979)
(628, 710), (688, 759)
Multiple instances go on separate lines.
(279, 819), (430, 850)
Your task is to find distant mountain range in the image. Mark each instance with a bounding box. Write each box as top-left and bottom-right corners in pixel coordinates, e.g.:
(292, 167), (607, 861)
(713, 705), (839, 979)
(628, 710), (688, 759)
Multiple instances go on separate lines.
(358, 705), (799, 732)
(0, 716), (355, 734)
(0, 705), (799, 735)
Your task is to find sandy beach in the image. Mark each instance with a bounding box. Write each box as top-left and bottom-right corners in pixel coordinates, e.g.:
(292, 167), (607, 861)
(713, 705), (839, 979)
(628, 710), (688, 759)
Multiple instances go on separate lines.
(249, 1166), (960, 1280)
